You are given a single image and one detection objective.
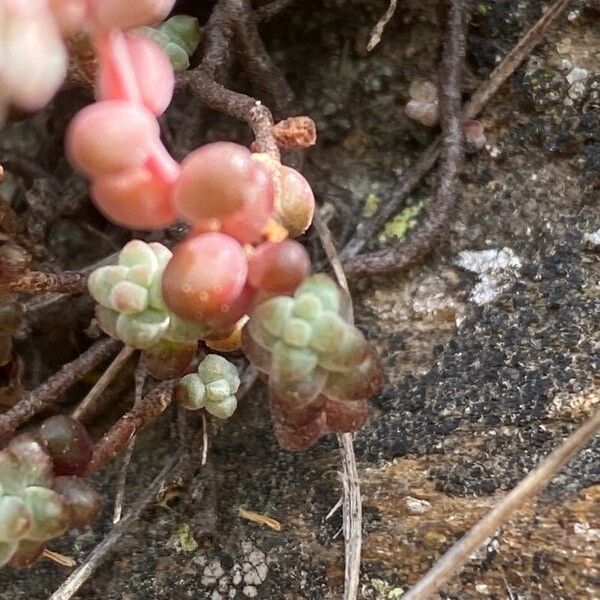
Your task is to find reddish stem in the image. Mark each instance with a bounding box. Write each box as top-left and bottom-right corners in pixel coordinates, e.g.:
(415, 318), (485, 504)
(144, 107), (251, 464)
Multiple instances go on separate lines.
(94, 28), (141, 104)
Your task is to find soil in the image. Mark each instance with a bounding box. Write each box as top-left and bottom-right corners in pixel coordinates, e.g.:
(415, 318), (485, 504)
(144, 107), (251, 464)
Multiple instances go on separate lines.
(0, 1), (598, 599)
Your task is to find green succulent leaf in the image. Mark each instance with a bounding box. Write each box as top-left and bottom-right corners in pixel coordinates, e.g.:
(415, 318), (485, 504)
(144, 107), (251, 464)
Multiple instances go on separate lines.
(294, 275), (341, 314)
(198, 354), (240, 392)
(87, 265), (129, 308)
(163, 313), (209, 343)
(205, 395), (237, 419)
(95, 306), (119, 339)
(175, 374), (206, 411)
(118, 240), (158, 272)
(22, 487), (70, 542)
(115, 309), (170, 349)
(0, 451), (27, 496)
(109, 281), (149, 314)
(271, 341), (317, 380)
(0, 496), (32, 541)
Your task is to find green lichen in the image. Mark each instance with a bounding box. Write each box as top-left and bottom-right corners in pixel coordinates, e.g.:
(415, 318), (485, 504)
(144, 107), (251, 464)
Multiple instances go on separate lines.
(379, 201), (424, 242)
(362, 193), (381, 218)
(370, 578), (404, 599)
(170, 523), (198, 553)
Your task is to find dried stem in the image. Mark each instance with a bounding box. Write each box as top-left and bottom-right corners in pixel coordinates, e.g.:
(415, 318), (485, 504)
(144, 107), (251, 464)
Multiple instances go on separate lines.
(341, 0), (572, 270)
(402, 408), (600, 600)
(71, 345), (135, 421)
(0, 270), (88, 295)
(367, 0), (398, 52)
(0, 338), (120, 439)
(314, 210), (361, 600)
(49, 452), (184, 600)
(112, 364), (147, 523)
(85, 381), (175, 476)
(178, 0), (280, 160)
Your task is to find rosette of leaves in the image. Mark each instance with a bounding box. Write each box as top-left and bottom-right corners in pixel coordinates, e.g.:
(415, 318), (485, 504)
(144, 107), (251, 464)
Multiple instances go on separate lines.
(136, 15), (200, 71)
(242, 274), (383, 450)
(88, 240), (207, 378)
(175, 354), (241, 419)
(0, 417), (100, 568)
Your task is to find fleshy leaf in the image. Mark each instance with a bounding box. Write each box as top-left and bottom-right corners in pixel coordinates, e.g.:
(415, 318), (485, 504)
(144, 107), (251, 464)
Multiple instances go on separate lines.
(7, 435), (53, 487)
(95, 306), (119, 339)
(0, 496), (32, 541)
(206, 395), (237, 419)
(175, 374), (206, 411)
(271, 412), (325, 452)
(87, 265), (129, 308)
(115, 309), (169, 349)
(109, 280), (149, 314)
(240, 327), (273, 373)
(22, 487), (70, 541)
(198, 354), (240, 391)
(118, 239), (158, 272)
(322, 348), (383, 402)
(142, 339), (196, 380)
(271, 341), (317, 380)
(324, 398), (369, 432)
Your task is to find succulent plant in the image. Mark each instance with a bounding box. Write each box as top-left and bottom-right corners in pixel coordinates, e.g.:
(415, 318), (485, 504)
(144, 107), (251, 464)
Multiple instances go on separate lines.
(175, 354), (241, 419)
(0, 420), (101, 568)
(137, 15), (200, 71)
(242, 274), (383, 450)
(88, 240), (208, 350)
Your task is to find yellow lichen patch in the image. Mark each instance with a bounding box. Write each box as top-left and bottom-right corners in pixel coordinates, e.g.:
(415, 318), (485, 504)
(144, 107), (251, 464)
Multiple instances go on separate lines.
(379, 201), (424, 242)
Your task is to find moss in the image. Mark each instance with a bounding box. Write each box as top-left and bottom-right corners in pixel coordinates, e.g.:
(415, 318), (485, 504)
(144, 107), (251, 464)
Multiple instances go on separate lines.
(379, 201), (424, 242)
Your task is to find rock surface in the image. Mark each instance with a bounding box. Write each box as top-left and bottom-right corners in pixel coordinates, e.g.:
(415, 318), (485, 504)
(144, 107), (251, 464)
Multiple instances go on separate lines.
(0, 1), (598, 598)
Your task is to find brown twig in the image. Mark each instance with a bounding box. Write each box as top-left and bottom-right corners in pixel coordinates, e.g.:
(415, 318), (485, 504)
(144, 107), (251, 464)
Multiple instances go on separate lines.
(341, 0), (572, 271)
(0, 270), (88, 295)
(0, 337), (120, 439)
(229, 0), (294, 116)
(49, 452), (184, 600)
(177, 0), (281, 159)
(367, 0), (398, 52)
(344, 0), (466, 278)
(402, 407), (600, 600)
(71, 345), (135, 421)
(85, 381), (175, 476)
(112, 363), (147, 523)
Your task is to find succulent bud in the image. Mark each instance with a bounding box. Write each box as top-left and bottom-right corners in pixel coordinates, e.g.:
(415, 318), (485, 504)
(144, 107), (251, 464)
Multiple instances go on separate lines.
(405, 80), (439, 127)
(39, 416), (93, 477)
(175, 354), (241, 418)
(243, 275), (383, 449)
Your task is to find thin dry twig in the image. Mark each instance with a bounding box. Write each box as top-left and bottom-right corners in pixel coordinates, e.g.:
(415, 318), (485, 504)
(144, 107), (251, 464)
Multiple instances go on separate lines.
(0, 337), (121, 438)
(49, 452), (183, 600)
(42, 548), (77, 568)
(71, 345), (135, 421)
(238, 506), (282, 530)
(402, 407), (600, 600)
(367, 0), (398, 52)
(23, 251), (119, 314)
(112, 363), (147, 523)
(312, 211), (361, 600)
(0, 270), (88, 295)
(85, 381), (175, 476)
(341, 0), (572, 271)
